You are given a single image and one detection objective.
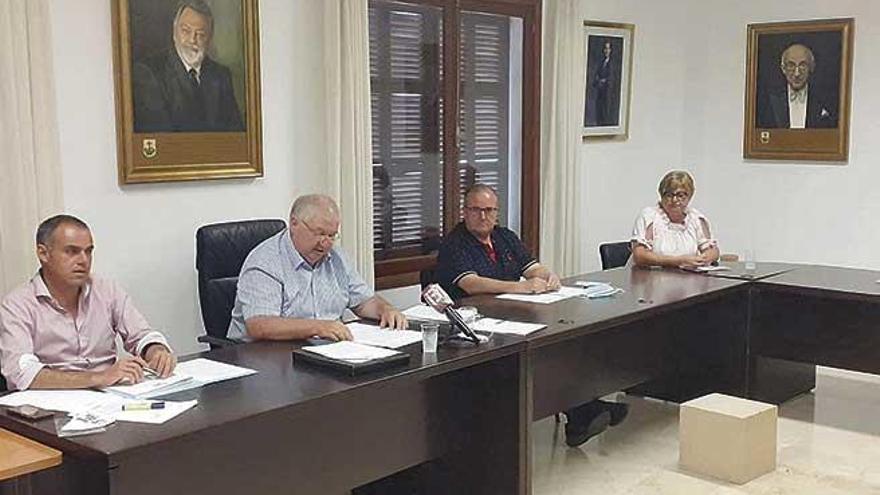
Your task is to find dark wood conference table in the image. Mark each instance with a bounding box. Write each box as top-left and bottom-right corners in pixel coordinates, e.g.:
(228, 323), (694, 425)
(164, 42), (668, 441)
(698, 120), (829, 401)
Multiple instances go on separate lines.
(1, 262), (878, 495)
(749, 265), (880, 403)
(0, 336), (528, 495)
(462, 261), (879, 491)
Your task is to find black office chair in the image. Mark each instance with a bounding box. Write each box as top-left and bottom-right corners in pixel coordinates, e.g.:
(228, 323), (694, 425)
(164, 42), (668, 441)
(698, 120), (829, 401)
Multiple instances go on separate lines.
(599, 241), (632, 270)
(195, 219), (286, 348)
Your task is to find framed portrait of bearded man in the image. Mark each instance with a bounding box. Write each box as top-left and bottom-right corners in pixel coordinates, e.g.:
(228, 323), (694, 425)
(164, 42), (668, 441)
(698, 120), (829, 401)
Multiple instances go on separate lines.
(112, 0), (262, 184)
(743, 18), (853, 162)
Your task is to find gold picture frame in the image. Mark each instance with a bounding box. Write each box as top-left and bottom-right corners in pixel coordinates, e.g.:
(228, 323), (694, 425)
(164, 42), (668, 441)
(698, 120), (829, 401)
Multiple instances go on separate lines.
(582, 21), (635, 139)
(111, 0), (262, 184)
(743, 18), (853, 162)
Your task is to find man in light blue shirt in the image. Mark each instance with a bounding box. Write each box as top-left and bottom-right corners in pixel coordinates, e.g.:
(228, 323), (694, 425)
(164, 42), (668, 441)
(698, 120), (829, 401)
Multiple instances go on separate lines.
(227, 194), (407, 341)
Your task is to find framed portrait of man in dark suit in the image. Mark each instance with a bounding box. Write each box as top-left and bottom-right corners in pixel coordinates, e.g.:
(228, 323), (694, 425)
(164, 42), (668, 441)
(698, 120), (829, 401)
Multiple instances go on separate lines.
(112, 0), (262, 184)
(743, 18), (853, 162)
(582, 21), (634, 139)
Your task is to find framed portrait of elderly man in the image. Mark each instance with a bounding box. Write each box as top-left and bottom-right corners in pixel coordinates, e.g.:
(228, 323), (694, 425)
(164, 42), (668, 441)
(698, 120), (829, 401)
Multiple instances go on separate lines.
(111, 0), (262, 184)
(743, 18), (853, 162)
(582, 21), (634, 139)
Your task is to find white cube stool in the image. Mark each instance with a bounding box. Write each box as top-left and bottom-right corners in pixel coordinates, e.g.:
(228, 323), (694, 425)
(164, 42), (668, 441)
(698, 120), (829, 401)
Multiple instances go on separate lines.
(679, 393), (777, 484)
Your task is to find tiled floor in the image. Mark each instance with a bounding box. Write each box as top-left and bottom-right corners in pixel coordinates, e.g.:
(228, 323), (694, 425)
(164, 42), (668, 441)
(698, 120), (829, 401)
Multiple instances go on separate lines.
(532, 368), (880, 494)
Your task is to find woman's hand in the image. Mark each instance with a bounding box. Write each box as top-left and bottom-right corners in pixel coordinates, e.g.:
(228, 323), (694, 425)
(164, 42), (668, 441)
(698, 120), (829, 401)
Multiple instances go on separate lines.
(678, 254), (708, 268)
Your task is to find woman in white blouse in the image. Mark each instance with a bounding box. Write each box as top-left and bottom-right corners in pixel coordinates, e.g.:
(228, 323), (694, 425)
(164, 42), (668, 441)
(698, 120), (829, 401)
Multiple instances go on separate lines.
(631, 170), (719, 268)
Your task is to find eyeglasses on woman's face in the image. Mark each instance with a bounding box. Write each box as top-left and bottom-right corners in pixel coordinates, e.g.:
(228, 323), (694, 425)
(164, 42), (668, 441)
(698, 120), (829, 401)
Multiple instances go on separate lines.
(662, 190), (690, 202)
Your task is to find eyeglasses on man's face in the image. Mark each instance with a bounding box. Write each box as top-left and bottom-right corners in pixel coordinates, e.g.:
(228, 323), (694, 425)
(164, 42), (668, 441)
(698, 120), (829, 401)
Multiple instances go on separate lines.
(299, 218), (340, 242)
(781, 61), (810, 74)
(464, 206), (500, 217)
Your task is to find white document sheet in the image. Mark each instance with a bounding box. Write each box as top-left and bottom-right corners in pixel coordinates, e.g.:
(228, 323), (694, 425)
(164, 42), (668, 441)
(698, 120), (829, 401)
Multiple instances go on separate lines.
(302, 341), (401, 362)
(496, 286), (585, 304)
(0, 390), (197, 427)
(684, 265), (731, 273)
(470, 318), (546, 336)
(176, 358), (257, 385)
(0, 389), (123, 414)
(402, 304), (448, 322)
(347, 322), (422, 349)
(114, 400), (198, 425)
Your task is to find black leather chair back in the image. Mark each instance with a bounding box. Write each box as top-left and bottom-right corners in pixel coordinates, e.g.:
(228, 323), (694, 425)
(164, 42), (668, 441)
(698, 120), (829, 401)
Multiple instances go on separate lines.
(419, 268), (437, 290)
(599, 241), (632, 270)
(195, 219), (286, 344)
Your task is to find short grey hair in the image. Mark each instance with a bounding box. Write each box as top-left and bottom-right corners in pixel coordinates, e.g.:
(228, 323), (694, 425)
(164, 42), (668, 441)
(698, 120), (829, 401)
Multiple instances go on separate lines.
(464, 183), (498, 205)
(36, 214), (90, 246)
(173, 0), (214, 33)
(289, 194), (340, 223)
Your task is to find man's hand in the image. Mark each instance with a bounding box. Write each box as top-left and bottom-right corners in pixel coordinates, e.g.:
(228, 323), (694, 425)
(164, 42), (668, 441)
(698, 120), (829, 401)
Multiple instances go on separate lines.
(93, 357), (148, 387)
(143, 344), (177, 378)
(518, 277), (549, 294)
(378, 308), (408, 330)
(546, 272), (562, 291)
(316, 321), (353, 341)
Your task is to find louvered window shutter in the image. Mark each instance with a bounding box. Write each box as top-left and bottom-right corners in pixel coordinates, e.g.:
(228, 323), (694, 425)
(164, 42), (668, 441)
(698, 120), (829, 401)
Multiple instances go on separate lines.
(459, 13), (510, 225)
(370, 3), (443, 258)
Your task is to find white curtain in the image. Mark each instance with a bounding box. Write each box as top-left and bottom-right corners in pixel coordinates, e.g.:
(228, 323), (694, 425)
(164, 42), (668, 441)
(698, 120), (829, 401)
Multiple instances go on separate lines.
(540, 0), (584, 277)
(323, 0), (375, 286)
(0, 0), (63, 293)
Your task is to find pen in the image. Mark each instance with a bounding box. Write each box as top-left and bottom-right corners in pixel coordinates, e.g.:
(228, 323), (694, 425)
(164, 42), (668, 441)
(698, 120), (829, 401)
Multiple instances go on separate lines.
(121, 402), (165, 411)
(143, 367), (160, 377)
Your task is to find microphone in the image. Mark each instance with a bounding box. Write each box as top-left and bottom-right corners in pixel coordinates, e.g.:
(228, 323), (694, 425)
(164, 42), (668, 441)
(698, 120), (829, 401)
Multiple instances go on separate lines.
(421, 284), (481, 344)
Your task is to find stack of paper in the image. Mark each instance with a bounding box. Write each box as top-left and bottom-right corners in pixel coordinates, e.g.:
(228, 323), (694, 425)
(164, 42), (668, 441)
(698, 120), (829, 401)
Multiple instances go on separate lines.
(105, 373), (193, 399)
(347, 322), (422, 349)
(105, 359), (258, 399)
(496, 286), (585, 304)
(302, 341), (401, 362)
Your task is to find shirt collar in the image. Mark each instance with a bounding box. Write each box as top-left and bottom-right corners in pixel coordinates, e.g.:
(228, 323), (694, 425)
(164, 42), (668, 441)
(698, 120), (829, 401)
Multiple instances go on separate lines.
(656, 203), (690, 223)
(31, 271), (91, 303)
(788, 84), (808, 103)
(31, 272), (51, 299)
(460, 222), (498, 247)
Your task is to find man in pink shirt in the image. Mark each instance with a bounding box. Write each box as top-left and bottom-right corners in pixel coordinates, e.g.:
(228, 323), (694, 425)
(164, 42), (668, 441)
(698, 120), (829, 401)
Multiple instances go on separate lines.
(0, 215), (176, 390)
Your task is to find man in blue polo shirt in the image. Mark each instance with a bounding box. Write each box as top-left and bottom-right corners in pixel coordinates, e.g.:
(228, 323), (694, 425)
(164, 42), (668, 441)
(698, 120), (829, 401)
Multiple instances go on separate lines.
(436, 184), (560, 299)
(436, 184), (628, 448)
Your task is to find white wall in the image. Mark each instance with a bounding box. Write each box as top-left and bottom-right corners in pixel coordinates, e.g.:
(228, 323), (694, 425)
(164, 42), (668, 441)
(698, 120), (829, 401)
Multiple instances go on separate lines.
(578, 0), (879, 272)
(49, 0), (329, 354)
(46, 0), (880, 353)
(683, 0), (880, 269)
(577, 0), (689, 272)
